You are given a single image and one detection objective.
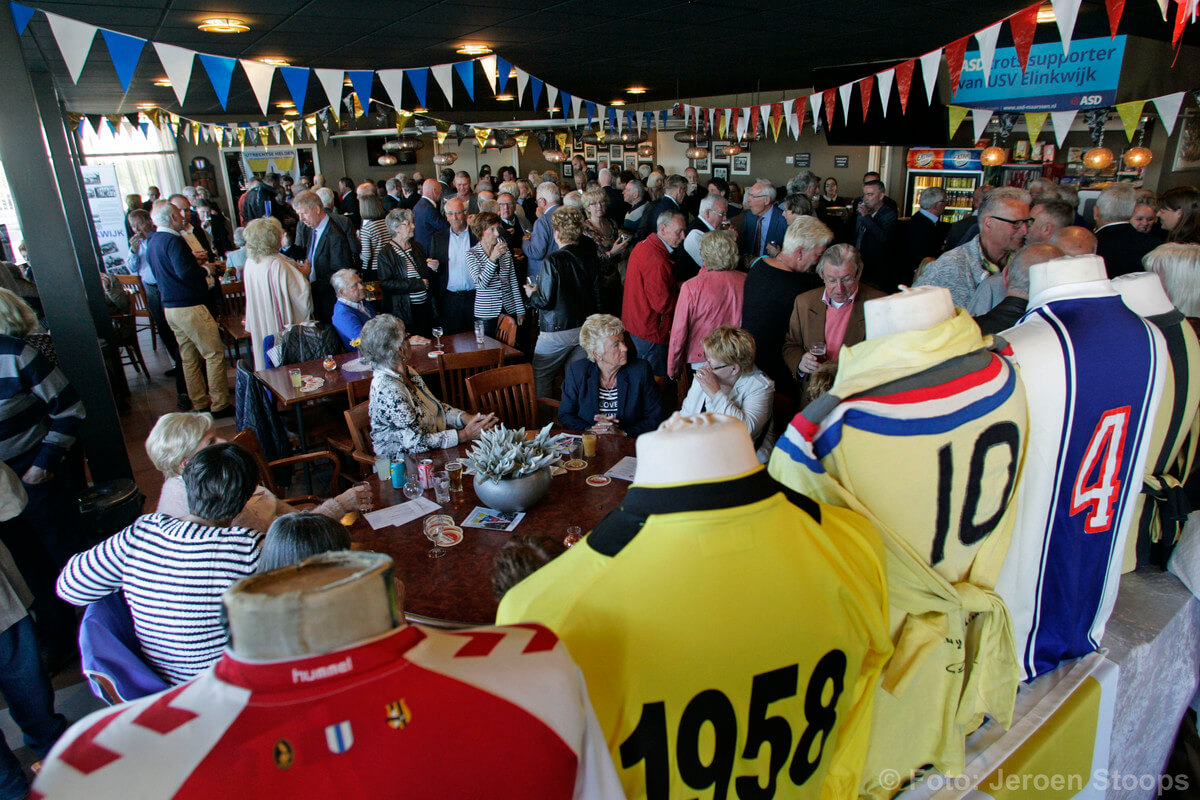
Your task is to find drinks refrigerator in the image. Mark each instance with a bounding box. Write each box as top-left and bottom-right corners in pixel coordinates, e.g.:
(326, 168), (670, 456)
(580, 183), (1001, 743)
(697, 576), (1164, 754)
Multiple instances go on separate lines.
(904, 148), (984, 224)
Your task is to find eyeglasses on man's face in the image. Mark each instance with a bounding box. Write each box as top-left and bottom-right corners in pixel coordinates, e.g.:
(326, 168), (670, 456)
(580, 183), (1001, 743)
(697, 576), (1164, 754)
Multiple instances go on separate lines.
(990, 216), (1034, 228)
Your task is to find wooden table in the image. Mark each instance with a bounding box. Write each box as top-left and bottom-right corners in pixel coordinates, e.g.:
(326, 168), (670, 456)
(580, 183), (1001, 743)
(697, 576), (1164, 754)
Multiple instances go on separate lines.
(350, 435), (636, 627)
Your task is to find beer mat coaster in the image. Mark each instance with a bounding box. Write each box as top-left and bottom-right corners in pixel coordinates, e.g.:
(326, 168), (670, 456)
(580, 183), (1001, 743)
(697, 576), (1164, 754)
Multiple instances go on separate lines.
(437, 527), (464, 546)
(586, 475), (612, 487)
(564, 459), (588, 470)
(299, 376), (325, 392)
(550, 466), (567, 477)
(427, 350), (444, 358)
(341, 357), (370, 373)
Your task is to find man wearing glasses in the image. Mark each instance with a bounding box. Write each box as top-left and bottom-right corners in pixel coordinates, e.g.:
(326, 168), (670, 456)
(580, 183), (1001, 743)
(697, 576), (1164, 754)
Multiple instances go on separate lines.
(677, 195), (729, 282)
(915, 187), (1032, 308)
(737, 180), (786, 263)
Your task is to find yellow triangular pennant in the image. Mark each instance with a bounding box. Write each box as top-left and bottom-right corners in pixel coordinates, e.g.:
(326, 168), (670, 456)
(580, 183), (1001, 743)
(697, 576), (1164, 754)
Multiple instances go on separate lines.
(236, 127), (246, 146)
(283, 120), (295, 145)
(1025, 112), (1048, 143)
(948, 105), (969, 139)
(1116, 101), (1145, 142)
(770, 115), (783, 142)
(259, 127), (270, 145)
(555, 133), (568, 150)
(352, 94), (364, 118)
(514, 132), (529, 152)
(436, 130), (448, 144)
(395, 111), (412, 137)
(305, 117), (318, 141)
(718, 113), (728, 139)
(475, 127), (492, 150)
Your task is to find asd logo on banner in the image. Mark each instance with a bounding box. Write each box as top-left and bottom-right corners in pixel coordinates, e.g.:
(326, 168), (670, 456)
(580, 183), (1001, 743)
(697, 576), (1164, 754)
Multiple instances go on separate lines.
(953, 36), (1125, 112)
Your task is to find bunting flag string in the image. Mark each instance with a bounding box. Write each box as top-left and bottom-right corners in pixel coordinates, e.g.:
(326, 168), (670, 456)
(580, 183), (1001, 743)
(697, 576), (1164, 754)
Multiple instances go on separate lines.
(877, 68), (894, 117)
(100, 29), (145, 93)
(895, 59), (915, 114)
(948, 105), (969, 139)
(44, 12), (96, 84)
(197, 54), (236, 111)
(944, 36), (970, 96)
(240, 59), (275, 116)
(919, 50), (942, 106)
(314, 68), (344, 121)
(974, 21), (1002, 86)
(10, 1), (34, 35)
(971, 108), (993, 142)
(378, 68), (405, 111)
(409, 68), (428, 109)
(280, 66), (311, 113)
(859, 75), (874, 121)
(1115, 100), (1144, 140)
(1053, 0), (1083, 54)
(1010, 4), (1040, 73)
(1025, 111), (1048, 141)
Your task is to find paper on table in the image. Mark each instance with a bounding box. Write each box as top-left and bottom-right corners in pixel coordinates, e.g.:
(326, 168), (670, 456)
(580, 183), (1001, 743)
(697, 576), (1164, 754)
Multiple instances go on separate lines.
(606, 456), (638, 482)
(364, 496), (441, 530)
(461, 506), (525, 532)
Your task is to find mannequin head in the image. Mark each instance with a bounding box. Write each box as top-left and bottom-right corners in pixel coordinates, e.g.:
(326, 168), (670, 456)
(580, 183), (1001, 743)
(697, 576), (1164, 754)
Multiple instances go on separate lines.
(634, 413), (759, 485)
(1028, 254), (1108, 301)
(864, 285), (954, 339)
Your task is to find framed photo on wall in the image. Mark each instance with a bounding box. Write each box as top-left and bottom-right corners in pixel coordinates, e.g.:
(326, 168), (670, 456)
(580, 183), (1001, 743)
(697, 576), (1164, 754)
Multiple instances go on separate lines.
(609, 144), (623, 161)
(624, 154), (637, 171)
(563, 163), (574, 178)
(711, 141), (731, 164)
(1174, 116), (1200, 171)
(694, 157), (710, 173)
(731, 153), (751, 175)
(585, 144), (597, 161)
(713, 166), (729, 182)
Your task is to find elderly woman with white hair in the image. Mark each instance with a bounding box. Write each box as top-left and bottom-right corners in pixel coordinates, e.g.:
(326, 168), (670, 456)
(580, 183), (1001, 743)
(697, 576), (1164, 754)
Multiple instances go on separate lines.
(680, 326), (775, 461)
(148, 411), (358, 532)
(558, 314), (664, 436)
(360, 314), (496, 460)
(1144, 243), (1200, 333)
(242, 216), (312, 371)
(667, 231), (746, 380)
(224, 226), (248, 280)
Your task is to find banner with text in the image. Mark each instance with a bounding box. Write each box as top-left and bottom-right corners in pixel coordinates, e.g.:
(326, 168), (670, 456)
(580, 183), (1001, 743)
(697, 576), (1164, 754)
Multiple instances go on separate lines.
(237, 147), (299, 182)
(80, 163), (132, 273)
(953, 36), (1125, 112)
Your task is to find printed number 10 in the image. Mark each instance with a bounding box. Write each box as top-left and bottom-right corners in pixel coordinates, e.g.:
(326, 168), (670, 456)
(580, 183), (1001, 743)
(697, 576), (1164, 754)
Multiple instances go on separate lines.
(618, 650), (847, 800)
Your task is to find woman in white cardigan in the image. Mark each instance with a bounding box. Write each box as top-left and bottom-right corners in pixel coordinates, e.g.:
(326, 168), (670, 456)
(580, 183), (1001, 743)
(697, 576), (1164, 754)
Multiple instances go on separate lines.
(679, 326), (777, 462)
(242, 217), (312, 371)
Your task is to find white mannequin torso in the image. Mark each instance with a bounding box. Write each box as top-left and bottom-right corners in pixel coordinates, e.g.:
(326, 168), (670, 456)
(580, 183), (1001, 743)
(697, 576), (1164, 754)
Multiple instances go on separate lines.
(633, 413), (759, 485)
(1111, 271), (1176, 317)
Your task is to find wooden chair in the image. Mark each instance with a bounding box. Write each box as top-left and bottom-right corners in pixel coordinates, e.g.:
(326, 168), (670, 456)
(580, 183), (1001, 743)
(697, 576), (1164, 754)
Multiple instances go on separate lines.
(346, 377), (370, 406)
(436, 348), (504, 412)
(466, 363), (542, 429)
(115, 274), (156, 351)
(111, 313), (149, 377)
(221, 281), (247, 316)
(232, 428), (341, 508)
(495, 313), (519, 347)
(343, 401), (377, 475)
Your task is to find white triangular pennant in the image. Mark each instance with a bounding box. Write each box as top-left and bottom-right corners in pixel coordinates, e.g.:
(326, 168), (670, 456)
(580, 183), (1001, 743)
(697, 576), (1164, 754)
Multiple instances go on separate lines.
(760, 104), (771, 132)
(240, 60), (276, 116)
(683, 105), (693, 127)
(919, 49), (942, 105)
(971, 108), (993, 142)
(877, 68), (894, 117)
(1050, 109), (1077, 147)
(272, 124), (281, 144)
(378, 69), (405, 109)
(838, 83), (853, 126)
(571, 95), (582, 120)
(430, 64), (454, 106)
(616, 109), (623, 134)
(478, 55), (498, 93)
(975, 22), (1002, 86)
(515, 68), (529, 104)
(1156, 0), (1169, 20)
(736, 108), (751, 140)
(636, 112), (643, 136)
(546, 85), (558, 112)
(314, 69), (345, 118)
(783, 98), (797, 138)
(722, 108), (731, 137)
(1052, 0), (1082, 55)
(153, 43), (195, 107)
(1152, 92), (1185, 135)
(809, 94), (823, 132)
(596, 104), (606, 128)
(45, 12), (98, 84)
(707, 107), (716, 134)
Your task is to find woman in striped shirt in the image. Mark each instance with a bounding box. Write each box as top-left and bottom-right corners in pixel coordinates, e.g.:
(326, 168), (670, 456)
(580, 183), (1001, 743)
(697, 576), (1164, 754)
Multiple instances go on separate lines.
(466, 212), (525, 338)
(57, 443), (261, 684)
(376, 209), (436, 336)
(356, 193), (390, 278)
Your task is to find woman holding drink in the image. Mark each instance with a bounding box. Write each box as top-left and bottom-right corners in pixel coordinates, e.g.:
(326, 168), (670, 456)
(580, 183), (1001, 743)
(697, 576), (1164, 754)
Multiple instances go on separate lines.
(466, 212), (526, 339)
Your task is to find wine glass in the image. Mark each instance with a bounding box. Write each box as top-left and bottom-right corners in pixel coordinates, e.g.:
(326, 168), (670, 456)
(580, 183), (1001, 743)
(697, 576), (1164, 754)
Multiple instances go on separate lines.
(403, 478), (423, 502)
(431, 326), (444, 356)
(424, 515), (454, 559)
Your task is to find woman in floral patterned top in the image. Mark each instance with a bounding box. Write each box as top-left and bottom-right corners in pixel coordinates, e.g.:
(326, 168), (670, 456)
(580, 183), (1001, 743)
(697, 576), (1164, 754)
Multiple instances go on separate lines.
(359, 314), (497, 460)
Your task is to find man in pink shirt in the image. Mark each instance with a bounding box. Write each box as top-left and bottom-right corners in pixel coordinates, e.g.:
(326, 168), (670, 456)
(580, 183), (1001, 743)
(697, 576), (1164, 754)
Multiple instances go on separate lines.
(781, 244), (885, 383)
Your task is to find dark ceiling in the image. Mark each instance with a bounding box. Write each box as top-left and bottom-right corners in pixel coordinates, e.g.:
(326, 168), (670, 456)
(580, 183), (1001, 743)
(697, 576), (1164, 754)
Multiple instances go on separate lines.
(14, 0), (1200, 119)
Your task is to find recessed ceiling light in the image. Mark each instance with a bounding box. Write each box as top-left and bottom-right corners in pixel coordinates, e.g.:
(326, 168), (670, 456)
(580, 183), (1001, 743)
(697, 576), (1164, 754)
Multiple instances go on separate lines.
(1036, 3), (1055, 23)
(259, 57), (290, 67)
(626, 86), (647, 95)
(343, 77), (353, 87)
(283, 110), (300, 117)
(153, 77), (172, 87)
(275, 101), (295, 108)
(412, 107), (427, 113)
(610, 99), (626, 106)
(455, 43), (493, 56)
(495, 94), (515, 101)
(136, 102), (156, 110)
(508, 68), (517, 79)
(197, 17), (249, 33)
(547, 106), (560, 113)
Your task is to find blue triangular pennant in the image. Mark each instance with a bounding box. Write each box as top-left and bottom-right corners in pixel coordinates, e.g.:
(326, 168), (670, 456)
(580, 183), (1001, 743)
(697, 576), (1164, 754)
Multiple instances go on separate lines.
(407, 68), (427, 108)
(347, 69), (373, 107)
(9, 1), (34, 35)
(495, 56), (511, 95)
(76, 118), (86, 137)
(529, 76), (543, 110)
(608, 107), (617, 130)
(644, 111), (652, 130)
(100, 29), (145, 93)
(454, 61), (474, 102)
(198, 53), (236, 110)
(586, 101), (595, 126)
(561, 92), (571, 119)
(139, 121), (149, 137)
(279, 66), (310, 112)
(660, 109), (669, 126)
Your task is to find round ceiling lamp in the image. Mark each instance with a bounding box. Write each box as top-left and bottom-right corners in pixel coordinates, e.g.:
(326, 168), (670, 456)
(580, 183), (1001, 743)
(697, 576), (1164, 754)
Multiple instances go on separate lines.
(618, 130), (644, 145)
(432, 152), (458, 166)
(626, 86), (647, 95)
(638, 142), (655, 158)
(685, 145), (708, 160)
(1083, 147), (1114, 169)
(722, 143), (743, 156)
(377, 154), (397, 166)
(395, 138), (424, 152)
(1123, 146), (1152, 168)
(980, 146), (1007, 166)
(455, 43), (493, 55)
(580, 131), (600, 145)
(543, 148), (568, 163)
(197, 17), (249, 33)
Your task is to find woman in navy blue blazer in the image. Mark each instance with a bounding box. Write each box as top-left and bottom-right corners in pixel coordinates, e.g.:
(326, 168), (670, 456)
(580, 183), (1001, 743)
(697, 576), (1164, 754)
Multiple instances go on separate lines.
(558, 314), (665, 436)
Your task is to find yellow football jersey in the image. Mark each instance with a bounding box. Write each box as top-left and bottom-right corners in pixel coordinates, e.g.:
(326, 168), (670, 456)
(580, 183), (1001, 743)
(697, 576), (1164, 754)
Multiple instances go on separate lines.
(498, 467), (892, 800)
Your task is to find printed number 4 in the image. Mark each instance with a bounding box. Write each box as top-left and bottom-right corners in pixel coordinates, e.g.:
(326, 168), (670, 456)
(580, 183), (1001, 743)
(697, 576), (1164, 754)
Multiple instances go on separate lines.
(1069, 407), (1130, 533)
(618, 650), (847, 800)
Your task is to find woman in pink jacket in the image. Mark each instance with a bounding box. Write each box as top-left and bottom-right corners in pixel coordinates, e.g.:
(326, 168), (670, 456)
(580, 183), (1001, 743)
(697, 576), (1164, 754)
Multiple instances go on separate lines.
(667, 231), (746, 380)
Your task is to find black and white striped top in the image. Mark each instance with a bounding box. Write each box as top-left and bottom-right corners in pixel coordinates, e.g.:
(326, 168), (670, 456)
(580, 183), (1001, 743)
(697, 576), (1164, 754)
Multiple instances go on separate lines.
(57, 513), (262, 684)
(466, 243), (525, 321)
(386, 242), (428, 304)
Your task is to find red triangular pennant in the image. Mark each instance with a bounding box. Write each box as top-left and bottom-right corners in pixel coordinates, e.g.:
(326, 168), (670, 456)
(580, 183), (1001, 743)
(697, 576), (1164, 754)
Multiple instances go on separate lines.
(751, 108), (761, 139)
(945, 36), (970, 96)
(1105, 0), (1125, 37)
(1010, 3), (1040, 73)
(895, 59), (915, 114)
(1173, 0), (1191, 46)
(859, 75), (875, 122)
(729, 107), (740, 139)
(771, 102), (783, 128)
(823, 88), (836, 129)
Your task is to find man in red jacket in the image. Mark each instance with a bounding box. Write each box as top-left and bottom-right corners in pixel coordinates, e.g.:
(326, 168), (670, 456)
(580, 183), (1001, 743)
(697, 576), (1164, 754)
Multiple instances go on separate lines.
(622, 211), (685, 377)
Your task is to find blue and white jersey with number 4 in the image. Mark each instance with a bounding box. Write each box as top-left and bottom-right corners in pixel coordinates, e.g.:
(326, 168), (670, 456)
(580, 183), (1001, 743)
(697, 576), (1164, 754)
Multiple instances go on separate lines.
(997, 279), (1166, 680)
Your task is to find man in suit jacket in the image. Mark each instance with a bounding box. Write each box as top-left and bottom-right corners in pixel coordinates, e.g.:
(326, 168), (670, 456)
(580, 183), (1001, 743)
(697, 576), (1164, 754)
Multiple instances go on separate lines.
(383, 178), (405, 212)
(413, 179), (449, 253)
(292, 191), (354, 322)
(736, 180), (787, 263)
(1093, 184), (1157, 279)
(337, 178), (360, 230)
(853, 179), (900, 291)
(635, 174), (689, 242)
(429, 198), (478, 335)
(677, 195), (728, 283)
(599, 168), (627, 225)
(781, 244), (886, 385)
(902, 186), (951, 286)
(525, 182), (562, 282)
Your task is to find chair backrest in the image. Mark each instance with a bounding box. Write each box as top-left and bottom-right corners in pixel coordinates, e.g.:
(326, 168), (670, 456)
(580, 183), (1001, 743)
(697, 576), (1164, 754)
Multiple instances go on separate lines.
(222, 280), (247, 315)
(344, 401), (374, 459)
(231, 428), (281, 496)
(116, 274), (150, 315)
(436, 348), (505, 411)
(466, 363), (537, 429)
(495, 313), (518, 347)
(346, 377), (370, 406)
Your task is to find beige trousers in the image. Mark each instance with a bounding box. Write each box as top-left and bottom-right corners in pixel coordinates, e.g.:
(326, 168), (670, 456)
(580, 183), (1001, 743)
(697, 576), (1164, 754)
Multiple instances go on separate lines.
(164, 304), (230, 411)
